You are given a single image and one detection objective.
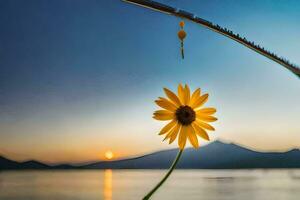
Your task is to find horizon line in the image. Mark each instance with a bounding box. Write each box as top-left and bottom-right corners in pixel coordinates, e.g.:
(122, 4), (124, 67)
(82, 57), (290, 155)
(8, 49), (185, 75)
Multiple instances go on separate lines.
(1, 139), (300, 166)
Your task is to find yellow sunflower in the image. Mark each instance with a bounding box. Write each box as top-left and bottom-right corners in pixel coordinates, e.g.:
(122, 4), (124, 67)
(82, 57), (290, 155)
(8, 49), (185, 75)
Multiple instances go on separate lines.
(153, 84), (217, 149)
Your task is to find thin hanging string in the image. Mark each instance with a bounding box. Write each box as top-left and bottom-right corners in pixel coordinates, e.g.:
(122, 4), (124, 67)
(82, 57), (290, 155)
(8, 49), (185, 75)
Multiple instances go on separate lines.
(181, 40), (184, 59)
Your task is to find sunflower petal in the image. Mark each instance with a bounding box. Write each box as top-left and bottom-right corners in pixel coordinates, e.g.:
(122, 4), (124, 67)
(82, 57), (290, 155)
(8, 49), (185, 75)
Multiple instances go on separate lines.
(154, 110), (173, 115)
(191, 94), (209, 109)
(196, 108), (216, 115)
(195, 119), (215, 131)
(178, 125), (187, 149)
(177, 84), (185, 105)
(189, 88), (201, 106)
(196, 115), (218, 122)
(169, 124), (180, 144)
(163, 129), (173, 141)
(158, 120), (177, 135)
(184, 84), (190, 105)
(163, 88), (182, 106)
(187, 125), (199, 148)
(155, 98), (177, 111)
(163, 123), (179, 141)
(153, 110), (174, 121)
(153, 115), (173, 121)
(192, 122), (210, 141)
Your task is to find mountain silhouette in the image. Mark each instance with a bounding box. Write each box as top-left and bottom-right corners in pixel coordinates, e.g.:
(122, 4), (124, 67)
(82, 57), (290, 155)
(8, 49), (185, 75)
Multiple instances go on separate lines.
(1, 140), (300, 170)
(83, 140), (300, 169)
(0, 156), (50, 169)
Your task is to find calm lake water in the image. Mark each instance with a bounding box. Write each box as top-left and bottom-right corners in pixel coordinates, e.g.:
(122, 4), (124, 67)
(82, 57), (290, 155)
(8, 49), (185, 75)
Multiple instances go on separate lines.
(1, 169), (300, 200)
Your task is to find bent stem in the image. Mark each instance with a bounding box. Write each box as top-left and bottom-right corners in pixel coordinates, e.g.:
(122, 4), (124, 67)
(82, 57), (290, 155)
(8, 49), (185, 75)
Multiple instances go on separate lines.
(142, 149), (183, 200)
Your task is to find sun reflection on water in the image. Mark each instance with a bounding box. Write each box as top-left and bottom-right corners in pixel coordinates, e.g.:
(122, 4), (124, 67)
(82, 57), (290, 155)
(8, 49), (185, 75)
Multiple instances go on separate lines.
(104, 169), (112, 200)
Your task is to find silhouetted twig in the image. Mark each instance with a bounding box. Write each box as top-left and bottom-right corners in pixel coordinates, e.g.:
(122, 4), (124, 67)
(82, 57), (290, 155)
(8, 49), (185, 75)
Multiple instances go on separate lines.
(122, 0), (300, 78)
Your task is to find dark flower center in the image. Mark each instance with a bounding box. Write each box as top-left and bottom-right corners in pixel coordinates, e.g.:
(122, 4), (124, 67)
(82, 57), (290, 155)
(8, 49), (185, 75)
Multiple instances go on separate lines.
(175, 105), (196, 125)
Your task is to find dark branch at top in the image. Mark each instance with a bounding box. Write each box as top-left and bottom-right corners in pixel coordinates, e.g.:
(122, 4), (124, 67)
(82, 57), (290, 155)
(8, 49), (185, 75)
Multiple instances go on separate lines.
(122, 0), (300, 78)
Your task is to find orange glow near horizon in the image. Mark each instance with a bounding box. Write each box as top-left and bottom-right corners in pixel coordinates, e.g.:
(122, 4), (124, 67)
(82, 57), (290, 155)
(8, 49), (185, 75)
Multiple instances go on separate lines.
(105, 151), (114, 160)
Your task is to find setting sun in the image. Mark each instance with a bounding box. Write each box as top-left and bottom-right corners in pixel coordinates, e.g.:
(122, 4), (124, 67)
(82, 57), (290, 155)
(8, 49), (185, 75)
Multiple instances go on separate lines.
(105, 151), (114, 160)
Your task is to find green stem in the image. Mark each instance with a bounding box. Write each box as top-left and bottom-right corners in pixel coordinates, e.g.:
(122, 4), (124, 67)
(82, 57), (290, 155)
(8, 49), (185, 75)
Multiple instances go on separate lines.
(142, 149), (183, 200)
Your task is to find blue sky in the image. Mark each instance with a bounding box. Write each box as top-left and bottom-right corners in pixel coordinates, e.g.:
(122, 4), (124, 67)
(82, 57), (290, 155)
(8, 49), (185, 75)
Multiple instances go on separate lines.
(0, 0), (299, 162)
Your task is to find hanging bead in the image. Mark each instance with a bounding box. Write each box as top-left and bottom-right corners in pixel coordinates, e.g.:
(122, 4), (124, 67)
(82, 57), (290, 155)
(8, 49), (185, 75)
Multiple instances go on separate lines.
(179, 21), (185, 28)
(178, 21), (186, 59)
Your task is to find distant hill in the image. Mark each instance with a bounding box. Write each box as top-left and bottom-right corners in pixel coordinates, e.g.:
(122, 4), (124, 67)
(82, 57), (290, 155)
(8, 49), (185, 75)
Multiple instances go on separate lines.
(0, 156), (74, 170)
(0, 156), (50, 170)
(0, 155), (21, 169)
(1, 140), (300, 170)
(83, 141), (300, 169)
